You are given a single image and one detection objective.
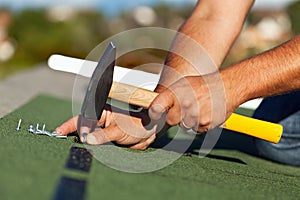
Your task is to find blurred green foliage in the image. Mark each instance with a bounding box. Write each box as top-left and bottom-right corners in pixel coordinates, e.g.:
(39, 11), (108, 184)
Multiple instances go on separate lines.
(0, 5), (192, 79)
(287, 1), (300, 34)
(9, 9), (108, 64)
(0, 2), (299, 79)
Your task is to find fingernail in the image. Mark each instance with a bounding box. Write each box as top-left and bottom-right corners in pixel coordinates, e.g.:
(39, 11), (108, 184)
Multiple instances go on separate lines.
(55, 128), (62, 134)
(54, 128), (59, 133)
(87, 134), (97, 145)
(82, 132), (88, 144)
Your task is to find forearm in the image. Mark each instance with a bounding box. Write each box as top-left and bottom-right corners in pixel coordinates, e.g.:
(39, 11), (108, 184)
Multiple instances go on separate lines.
(157, 0), (255, 90)
(222, 35), (300, 112)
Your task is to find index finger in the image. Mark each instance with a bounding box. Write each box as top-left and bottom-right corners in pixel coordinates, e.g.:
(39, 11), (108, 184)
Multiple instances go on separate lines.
(55, 116), (78, 136)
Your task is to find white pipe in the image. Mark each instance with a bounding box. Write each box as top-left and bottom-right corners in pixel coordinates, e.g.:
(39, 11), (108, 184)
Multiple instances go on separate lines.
(48, 54), (262, 110)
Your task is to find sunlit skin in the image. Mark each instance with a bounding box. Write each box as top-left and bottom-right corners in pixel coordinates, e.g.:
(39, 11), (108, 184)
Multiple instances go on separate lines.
(56, 0), (300, 149)
(56, 105), (168, 149)
(150, 35), (300, 131)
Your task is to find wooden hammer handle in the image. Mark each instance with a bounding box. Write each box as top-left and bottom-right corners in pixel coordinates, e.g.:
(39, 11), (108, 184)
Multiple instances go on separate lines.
(109, 82), (158, 108)
(109, 82), (282, 143)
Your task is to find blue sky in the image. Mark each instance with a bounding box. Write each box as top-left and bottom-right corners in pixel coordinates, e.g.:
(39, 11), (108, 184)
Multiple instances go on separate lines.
(0, 0), (297, 16)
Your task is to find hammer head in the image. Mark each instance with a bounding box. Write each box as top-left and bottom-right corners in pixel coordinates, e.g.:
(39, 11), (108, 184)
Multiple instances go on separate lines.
(79, 42), (116, 133)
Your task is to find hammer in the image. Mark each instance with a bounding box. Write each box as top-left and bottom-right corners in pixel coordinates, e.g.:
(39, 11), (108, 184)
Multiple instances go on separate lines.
(77, 42), (283, 143)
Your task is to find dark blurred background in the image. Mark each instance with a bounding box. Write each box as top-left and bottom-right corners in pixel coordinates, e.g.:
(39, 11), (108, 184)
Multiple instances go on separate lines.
(0, 0), (299, 79)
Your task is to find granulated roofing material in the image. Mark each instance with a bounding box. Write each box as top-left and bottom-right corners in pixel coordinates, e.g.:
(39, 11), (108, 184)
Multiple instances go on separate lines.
(1, 95), (299, 200)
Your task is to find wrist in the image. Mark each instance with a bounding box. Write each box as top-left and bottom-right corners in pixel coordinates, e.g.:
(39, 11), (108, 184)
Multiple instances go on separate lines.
(220, 67), (250, 114)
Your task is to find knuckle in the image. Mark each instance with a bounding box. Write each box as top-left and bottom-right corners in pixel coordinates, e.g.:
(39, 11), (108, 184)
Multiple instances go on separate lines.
(149, 104), (164, 117)
(189, 111), (199, 119)
(150, 102), (162, 111)
(181, 99), (193, 109)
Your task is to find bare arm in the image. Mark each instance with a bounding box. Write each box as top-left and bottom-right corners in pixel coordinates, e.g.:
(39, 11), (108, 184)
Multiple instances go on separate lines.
(149, 35), (300, 132)
(156, 0), (255, 91)
(222, 35), (300, 114)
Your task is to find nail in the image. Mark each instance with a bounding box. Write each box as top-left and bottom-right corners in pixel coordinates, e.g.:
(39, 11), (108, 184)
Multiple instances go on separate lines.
(55, 135), (67, 139)
(16, 119), (22, 131)
(28, 125), (35, 133)
(40, 130), (51, 136)
(51, 132), (59, 136)
(42, 124), (46, 133)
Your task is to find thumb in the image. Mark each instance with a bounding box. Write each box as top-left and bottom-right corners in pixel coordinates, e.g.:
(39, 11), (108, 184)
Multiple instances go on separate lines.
(149, 90), (174, 120)
(86, 124), (124, 145)
(86, 128), (109, 145)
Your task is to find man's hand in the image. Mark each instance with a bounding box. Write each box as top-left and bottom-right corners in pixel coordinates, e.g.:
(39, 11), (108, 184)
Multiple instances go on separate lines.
(149, 73), (237, 133)
(55, 105), (168, 150)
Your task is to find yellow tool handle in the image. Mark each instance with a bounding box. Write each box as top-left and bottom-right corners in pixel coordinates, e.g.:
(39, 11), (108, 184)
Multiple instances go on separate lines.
(109, 82), (283, 143)
(224, 113), (282, 143)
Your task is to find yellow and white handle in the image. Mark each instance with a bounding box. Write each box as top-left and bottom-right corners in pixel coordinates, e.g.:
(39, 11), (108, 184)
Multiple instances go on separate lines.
(109, 82), (283, 144)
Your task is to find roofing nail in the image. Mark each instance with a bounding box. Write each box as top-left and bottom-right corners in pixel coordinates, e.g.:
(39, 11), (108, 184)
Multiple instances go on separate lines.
(16, 119), (22, 131)
(42, 131), (52, 136)
(28, 125), (35, 133)
(42, 124), (46, 133)
(55, 135), (67, 139)
(51, 132), (59, 136)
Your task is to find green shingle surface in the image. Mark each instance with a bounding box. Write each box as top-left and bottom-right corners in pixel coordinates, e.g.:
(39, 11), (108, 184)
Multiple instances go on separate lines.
(1, 95), (299, 200)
